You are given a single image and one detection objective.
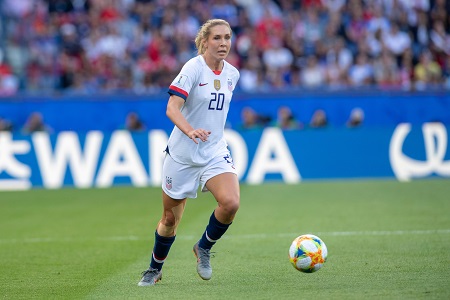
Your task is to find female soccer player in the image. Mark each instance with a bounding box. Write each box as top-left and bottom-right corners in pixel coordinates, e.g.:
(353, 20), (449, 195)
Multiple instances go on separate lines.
(138, 19), (240, 286)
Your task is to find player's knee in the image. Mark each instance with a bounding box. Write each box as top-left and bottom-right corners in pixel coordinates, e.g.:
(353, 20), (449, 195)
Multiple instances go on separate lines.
(221, 195), (240, 216)
(161, 219), (176, 229)
(161, 212), (178, 228)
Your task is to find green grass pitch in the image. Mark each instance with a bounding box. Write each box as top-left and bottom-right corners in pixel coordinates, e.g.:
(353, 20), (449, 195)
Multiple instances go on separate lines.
(1, 179), (449, 299)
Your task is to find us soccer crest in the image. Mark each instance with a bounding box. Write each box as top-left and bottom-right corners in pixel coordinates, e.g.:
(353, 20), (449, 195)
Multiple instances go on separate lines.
(214, 80), (221, 91)
(165, 176), (172, 190)
(227, 78), (233, 91)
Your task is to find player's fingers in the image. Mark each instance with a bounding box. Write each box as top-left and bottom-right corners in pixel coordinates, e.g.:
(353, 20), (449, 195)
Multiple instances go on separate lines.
(203, 130), (211, 141)
(191, 135), (199, 144)
(187, 130), (199, 144)
(200, 131), (207, 141)
(188, 129), (210, 143)
(197, 129), (210, 142)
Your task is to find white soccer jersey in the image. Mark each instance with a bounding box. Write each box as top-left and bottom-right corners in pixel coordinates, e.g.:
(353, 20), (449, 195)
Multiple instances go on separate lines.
(167, 55), (240, 166)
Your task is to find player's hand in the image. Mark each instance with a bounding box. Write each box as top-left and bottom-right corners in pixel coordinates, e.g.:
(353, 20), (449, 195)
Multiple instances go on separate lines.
(187, 129), (211, 144)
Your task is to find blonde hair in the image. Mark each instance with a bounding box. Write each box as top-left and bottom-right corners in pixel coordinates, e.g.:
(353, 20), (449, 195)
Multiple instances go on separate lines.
(195, 19), (232, 55)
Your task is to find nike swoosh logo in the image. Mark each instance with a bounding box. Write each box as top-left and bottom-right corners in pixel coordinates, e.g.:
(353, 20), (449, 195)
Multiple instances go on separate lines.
(199, 83), (208, 86)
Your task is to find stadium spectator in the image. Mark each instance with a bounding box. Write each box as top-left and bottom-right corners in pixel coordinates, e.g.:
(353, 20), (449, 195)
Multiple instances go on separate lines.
(0, 50), (19, 96)
(397, 58), (412, 91)
(274, 106), (303, 130)
(324, 53), (347, 88)
(373, 51), (400, 88)
(348, 53), (374, 86)
(239, 59), (260, 92)
(366, 3), (389, 36)
(366, 28), (383, 58)
(240, 106), (270, 130)
(124, 112), (146, 132)
(96, 24), (128, 60)
(411, 10), (430, 57)
(0, 117), (14, 131)
(262, 38), (294, 72)
(382, 22), (412, 63)
(322, 0), (345, 13)
(243, 0), (282, 26)
(1, 0), (34, 19)
(316, 13), (341, 58)
(326, 37), (353, 77)
(300, 54), (325, 87)
(429, 0), (448, 25)
(301, 5), (326, 56)
(21, 112), (52, 134)
(309, 109), (328, 128)
(414, 50), (443, 90)
(344, 3), (367, 54)
(346, 107), (364, 128)
(429, 20), (450, 58)
(211, 0), (239, 28)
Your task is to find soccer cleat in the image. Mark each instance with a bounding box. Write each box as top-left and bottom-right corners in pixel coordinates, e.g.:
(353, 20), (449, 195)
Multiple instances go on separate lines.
(193, 242), (212, 280)
(138, 268), (162, 286)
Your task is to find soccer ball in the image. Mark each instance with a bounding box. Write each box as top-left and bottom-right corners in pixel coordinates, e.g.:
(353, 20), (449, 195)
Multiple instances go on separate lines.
(289, 234), (328, 273)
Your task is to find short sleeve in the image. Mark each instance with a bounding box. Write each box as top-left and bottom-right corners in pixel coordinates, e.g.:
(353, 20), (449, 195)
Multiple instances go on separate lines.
(168, 58), (200, 101)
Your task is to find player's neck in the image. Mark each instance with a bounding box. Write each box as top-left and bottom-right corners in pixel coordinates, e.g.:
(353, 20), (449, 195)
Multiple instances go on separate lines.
(202, 54), (223, 72)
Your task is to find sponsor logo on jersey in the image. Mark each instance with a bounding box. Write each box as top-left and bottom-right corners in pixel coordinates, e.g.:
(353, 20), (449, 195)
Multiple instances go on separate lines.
(228, 79), (233, 91)
(199, 82), (208, 86)
(214, 80), (221, 91)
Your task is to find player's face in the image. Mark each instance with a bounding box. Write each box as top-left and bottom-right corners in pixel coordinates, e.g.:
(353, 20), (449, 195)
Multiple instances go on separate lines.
(205, 25), (231, 60)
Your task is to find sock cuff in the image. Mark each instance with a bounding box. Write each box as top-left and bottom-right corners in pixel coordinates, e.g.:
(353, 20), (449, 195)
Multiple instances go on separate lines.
(210, 211), (232, 228)
(155, 230), (176, 243)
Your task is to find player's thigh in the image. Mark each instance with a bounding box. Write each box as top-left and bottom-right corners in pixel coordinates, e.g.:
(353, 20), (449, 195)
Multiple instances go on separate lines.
(205, 172), (240, 206)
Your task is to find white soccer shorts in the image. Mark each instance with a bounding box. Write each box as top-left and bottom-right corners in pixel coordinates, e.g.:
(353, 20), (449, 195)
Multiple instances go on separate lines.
(161, 151), (237, 200)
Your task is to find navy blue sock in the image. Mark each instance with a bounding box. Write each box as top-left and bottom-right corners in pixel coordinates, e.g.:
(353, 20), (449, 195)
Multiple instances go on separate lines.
(150, 231), (175, 271)
(198, 211), (231, 250)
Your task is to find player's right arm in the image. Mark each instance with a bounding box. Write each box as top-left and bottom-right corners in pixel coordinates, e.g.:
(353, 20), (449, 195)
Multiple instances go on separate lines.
(166, 95), (211, 144)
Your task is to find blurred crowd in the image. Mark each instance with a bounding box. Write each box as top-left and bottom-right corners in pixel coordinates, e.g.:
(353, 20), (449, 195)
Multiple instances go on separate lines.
(0, 0), (449, 96)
